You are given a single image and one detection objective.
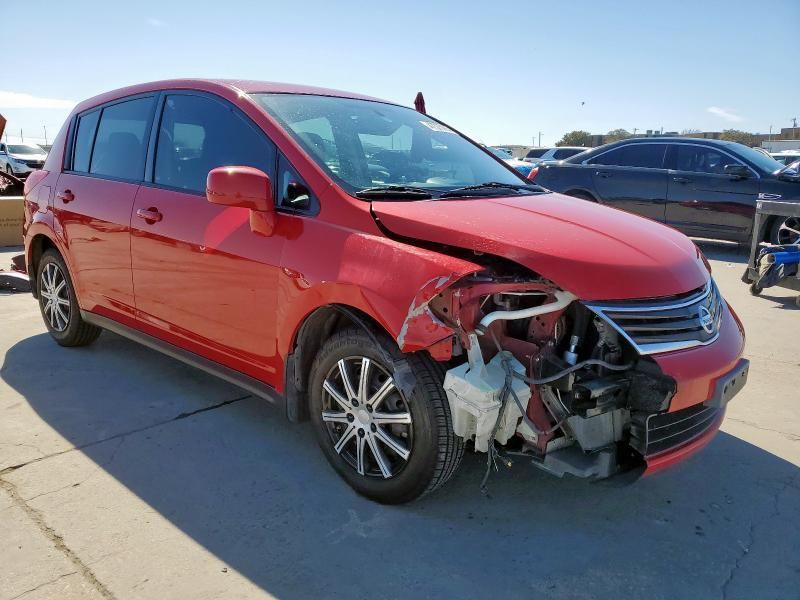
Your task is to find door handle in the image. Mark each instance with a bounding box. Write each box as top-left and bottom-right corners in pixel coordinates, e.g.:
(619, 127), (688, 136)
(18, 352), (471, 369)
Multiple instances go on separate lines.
(136, 207), (163, 224)
(672, 177), (690, 184)
(56, 189), (75, 203)
(596, 171), (612, 178)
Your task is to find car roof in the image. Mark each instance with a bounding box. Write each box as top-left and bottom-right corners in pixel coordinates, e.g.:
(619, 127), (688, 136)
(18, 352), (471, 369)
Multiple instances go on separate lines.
(607, 136), (742, 148)
(72, 78), (396, 114)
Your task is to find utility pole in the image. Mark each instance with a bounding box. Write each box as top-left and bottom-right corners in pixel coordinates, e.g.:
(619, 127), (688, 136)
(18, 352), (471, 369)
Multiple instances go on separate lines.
(20, 128), (23, 143)
(633, 128), (638, 137)
(538, 131), (542, 147)
(43, 125), (48, 146)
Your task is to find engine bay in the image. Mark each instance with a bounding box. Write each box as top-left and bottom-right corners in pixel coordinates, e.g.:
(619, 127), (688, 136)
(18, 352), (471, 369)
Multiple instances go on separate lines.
(429, 271), (678, 482)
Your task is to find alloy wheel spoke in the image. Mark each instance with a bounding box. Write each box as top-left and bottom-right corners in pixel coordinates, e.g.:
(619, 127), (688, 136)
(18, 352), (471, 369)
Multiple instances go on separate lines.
(56, 297), (70, 307)
(374, 427), (410, 460)
(323, 380), (350, 412)
(372, 411), (412, 425)
(366, 432), (393, 478)
(355, 434), (366, 475)
(334, 423), (357, 454)
(338, 359), (357, 401)
(55, 304), (69, 330)
(357, 357), (371, 403)
(53, 280), (66, 296)
(366, 378), (395, 410)
(321, 410), (350, 424)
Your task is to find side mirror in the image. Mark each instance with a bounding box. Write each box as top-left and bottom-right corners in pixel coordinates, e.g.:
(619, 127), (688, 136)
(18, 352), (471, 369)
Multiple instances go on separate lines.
(206, 166), (276, 236)
(724, 164), (751, 179)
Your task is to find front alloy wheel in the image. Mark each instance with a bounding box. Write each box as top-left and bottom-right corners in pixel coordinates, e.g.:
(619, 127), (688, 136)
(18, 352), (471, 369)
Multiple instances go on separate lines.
(321, 356), (413, 478)
(310, 328), (464, 504)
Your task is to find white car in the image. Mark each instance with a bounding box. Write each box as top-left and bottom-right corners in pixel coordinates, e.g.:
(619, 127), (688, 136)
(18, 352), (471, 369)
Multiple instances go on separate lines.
(770, 150), (800, 166)
(522, 146), (587, 164)
(0, 143), (48, 177)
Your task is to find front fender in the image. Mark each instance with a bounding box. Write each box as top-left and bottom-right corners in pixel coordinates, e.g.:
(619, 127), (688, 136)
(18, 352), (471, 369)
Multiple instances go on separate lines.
(276, 224), (481, 360)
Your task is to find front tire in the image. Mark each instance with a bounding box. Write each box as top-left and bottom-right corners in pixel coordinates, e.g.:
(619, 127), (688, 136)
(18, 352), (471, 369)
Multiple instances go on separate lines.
(309, 328), (464, 504)
(37, 249), (101, 346)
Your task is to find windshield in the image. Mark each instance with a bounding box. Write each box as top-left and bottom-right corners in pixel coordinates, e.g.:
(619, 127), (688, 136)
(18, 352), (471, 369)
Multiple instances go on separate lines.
(8, 144), (44, 155)
(253, 94), (529, 197)
(735, 144), (784, 173)
(772, 154), (800, 165)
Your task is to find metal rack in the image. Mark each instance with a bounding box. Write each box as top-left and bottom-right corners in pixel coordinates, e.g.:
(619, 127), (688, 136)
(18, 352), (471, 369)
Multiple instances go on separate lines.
(742, 199), (800, 304)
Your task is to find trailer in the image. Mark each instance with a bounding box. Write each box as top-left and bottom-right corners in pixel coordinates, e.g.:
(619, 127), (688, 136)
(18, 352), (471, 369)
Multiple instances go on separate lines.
(742, 199), (800, 306)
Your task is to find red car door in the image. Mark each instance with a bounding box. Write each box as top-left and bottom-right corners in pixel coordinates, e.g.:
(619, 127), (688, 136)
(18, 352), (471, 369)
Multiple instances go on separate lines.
(54, 96), (156, 322)
(130, 93), (286, 384)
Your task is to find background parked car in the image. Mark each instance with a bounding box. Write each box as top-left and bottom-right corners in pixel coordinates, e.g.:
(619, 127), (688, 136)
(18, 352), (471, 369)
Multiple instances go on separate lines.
(530, 137), (800, 245)
(485, 145), (535, 176)
(0, 143), (48, 178)
(523, 146), (587, 164)
(770, 150), (800, 165)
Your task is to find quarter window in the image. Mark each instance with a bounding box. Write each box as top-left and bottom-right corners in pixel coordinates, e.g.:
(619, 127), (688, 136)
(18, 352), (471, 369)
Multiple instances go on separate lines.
(71, 110), (100, 173)
(154, 94), (276, 194)
(89, 97), (154, 180)
(673, 145), (743, 175)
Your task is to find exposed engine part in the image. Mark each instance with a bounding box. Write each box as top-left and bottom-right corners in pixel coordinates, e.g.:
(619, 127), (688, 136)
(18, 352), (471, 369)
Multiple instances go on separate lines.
(430, 276), (681, 486)
(536, 445), (617, 479)
(563, 334), (579, 365)
(443, 345), (531, 452)
(476, 290), (576, 332)
(565, 409), (629, 452)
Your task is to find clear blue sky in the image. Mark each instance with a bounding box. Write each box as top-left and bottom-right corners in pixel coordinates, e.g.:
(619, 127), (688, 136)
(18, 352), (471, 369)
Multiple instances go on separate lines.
(2, 0), (798, 147)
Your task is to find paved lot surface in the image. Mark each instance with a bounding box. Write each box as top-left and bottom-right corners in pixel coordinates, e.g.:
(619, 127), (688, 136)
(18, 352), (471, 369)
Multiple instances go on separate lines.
(1, 242), (799, 600)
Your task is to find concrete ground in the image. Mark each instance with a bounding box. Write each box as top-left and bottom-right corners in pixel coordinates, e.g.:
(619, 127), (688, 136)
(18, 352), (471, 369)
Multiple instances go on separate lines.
(0, 242), (798, 600)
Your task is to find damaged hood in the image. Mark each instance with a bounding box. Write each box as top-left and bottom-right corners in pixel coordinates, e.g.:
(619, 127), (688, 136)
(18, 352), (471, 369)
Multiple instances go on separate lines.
(372, 192), (709, 301)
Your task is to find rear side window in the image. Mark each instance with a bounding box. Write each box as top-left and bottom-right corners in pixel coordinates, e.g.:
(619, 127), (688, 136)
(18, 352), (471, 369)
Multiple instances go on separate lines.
(588, 144), (666, 168)
(553, 148), (584, 160)
(154, 94), (276, 193)
(72, 110), (100, 172)
(90, 97), (155, 180)
(526, 148), (547, 158)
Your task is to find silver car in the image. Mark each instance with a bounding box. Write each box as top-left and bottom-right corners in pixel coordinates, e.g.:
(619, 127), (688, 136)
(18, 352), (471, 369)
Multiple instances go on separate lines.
(0, 143), (48, 177)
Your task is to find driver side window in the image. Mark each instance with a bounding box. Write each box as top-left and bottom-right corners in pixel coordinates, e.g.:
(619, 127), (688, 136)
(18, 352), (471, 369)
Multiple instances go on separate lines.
(154, 94), (276, 194)
(674, 146), (743, 175)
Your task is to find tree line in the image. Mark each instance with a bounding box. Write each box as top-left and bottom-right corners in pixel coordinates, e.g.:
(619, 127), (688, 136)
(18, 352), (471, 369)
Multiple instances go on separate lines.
(555, 129), (762, 147)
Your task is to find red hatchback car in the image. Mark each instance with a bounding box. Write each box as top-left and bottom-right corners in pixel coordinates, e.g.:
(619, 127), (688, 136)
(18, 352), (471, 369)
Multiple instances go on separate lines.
(23, 79), (749, 503)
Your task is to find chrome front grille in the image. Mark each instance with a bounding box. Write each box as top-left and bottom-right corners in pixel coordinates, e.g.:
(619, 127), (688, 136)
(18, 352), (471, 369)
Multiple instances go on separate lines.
(585, 280), (722, 355)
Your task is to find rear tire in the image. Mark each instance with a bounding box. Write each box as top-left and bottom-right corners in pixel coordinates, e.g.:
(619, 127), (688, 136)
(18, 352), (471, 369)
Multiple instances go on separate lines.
(309, 328), (464, 504)
(769, 216), (800, 245)
(37, 249), (101, 347)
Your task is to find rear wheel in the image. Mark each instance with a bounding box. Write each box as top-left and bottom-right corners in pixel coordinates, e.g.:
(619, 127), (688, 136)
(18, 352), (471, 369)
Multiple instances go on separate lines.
(769, 216), (800, 245)
(309, 328), (463, 504)
(37, 250), (101, 346)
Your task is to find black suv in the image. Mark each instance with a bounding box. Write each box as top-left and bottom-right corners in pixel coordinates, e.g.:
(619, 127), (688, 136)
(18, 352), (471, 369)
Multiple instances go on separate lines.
(532, 138), (800, 245)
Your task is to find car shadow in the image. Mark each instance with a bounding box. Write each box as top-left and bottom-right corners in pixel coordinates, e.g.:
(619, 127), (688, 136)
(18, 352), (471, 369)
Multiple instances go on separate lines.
(694, 239), (749, 264)
(2, 333), (799, 599)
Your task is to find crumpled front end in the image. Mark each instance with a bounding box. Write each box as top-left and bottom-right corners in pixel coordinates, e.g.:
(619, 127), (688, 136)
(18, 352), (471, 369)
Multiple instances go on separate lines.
(424, 269), (747, 482)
